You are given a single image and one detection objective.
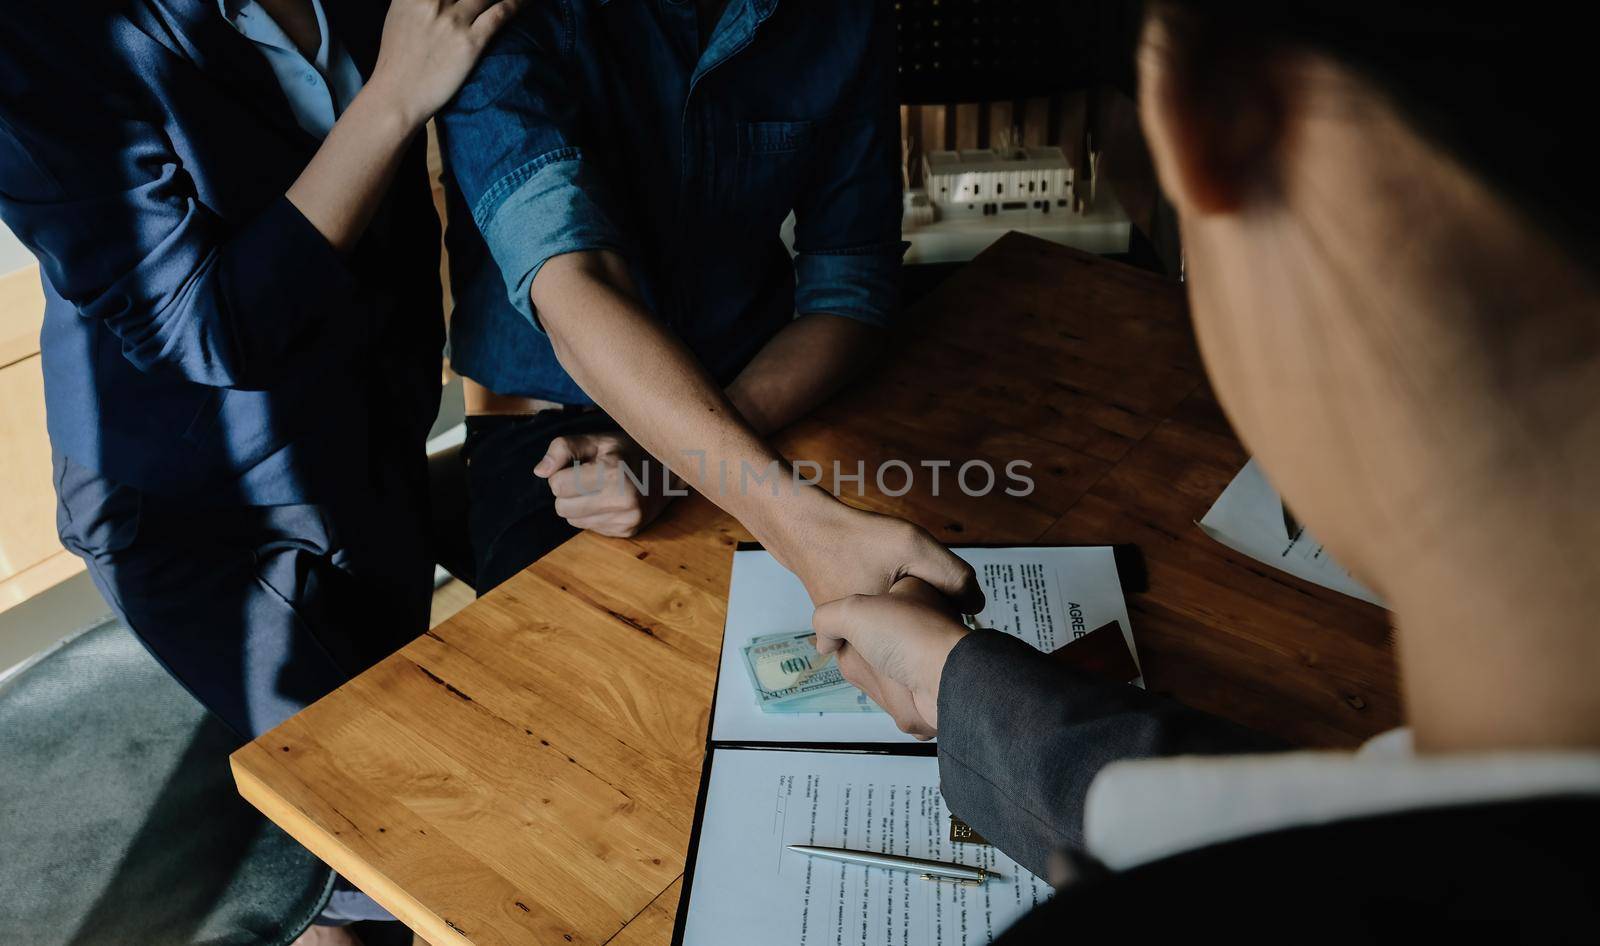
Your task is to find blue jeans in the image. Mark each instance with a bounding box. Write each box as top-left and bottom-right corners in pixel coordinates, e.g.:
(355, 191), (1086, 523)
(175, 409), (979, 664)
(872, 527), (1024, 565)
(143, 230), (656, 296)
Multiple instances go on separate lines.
(462, 408), (623, 594)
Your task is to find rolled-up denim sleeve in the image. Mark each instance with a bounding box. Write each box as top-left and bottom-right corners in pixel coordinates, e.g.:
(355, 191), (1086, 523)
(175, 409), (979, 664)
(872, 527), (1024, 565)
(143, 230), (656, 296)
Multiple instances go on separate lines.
(435, 2), (626, 328)
(791, 2), (905, 328)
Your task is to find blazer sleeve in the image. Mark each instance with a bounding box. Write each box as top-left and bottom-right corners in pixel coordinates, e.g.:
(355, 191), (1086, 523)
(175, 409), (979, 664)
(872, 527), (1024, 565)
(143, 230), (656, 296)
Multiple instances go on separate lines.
(936, 631), (1287, 877)
(0, 58), (360, 390)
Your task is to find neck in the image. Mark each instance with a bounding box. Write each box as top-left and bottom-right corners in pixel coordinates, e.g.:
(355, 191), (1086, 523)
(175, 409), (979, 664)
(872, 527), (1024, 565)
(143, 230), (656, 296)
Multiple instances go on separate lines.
(1367, 274), (1600, 754)
(255, 0), (320, 61)
(1271, 97), (1600, 754)
(1372, 252), (1600, 754)
(1391, 531), (1600, 754)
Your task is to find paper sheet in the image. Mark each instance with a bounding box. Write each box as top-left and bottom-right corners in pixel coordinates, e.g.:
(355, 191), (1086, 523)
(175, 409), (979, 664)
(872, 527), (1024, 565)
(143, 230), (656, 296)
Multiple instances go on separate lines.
(680, 748), (1051, 945)
(712, 546), (1135, 744)
(1199, 459), (1384, 607)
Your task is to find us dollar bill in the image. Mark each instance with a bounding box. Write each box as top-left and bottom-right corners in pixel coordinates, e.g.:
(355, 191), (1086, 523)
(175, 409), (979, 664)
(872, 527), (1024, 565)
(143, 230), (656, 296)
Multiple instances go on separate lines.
(741, 631), (886, 714)
(764, 687), (882, 714)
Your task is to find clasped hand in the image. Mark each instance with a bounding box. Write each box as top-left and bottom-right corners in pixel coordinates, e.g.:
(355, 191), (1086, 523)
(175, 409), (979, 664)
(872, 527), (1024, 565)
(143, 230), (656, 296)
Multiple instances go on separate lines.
(813, 577), (973, 739)
(531, 430), (977, 736)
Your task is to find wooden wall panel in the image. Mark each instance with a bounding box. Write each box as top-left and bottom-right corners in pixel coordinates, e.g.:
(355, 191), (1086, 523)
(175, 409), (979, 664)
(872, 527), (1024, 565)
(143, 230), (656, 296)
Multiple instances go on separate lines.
(1056, 90), (1091, 172)
(986, 100), (1014, 149)
(0, 262), (84, 613)
(899, 93), (1091, 187)
(952, 103), (981, 150)
(1019, 96), (1050, 146)
(0, 354), (77, 599)
(917, 105), (945, 162)
(0, 265), (43, 370)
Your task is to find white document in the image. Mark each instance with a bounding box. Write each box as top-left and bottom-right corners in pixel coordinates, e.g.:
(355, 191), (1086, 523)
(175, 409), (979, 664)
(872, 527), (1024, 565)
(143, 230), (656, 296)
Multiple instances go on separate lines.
(1199, 459), (1384, 607)
(712, 546), (1136, 744)
(680, 748), (1051, 946)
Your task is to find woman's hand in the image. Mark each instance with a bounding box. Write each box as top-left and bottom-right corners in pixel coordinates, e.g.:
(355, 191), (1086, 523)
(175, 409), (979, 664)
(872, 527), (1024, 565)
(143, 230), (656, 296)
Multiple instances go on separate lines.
(813, 577), (972, 735)
(287, 0), (519, 250)
(366, 0), (523, 130)
(535, 430), (680, 538)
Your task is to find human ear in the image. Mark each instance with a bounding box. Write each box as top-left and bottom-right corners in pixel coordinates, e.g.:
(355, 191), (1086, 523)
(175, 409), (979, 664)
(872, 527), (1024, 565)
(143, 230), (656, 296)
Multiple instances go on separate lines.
(1137, 10), (1286, 216)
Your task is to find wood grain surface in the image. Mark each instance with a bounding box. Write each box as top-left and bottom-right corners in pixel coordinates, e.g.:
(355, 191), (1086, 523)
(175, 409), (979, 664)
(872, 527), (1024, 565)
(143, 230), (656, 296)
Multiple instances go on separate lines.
(233, 233), (1398, 945)
(0, 349), (85, 611)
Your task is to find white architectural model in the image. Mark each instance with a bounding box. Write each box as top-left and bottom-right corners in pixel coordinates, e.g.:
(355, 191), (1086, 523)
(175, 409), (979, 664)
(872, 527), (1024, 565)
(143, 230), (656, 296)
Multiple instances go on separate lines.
(923, 145), (1074, 219)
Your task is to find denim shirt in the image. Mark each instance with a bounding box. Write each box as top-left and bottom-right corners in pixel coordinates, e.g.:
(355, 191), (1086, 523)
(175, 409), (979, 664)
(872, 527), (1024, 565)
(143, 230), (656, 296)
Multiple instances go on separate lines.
(437, 0), (903, 403)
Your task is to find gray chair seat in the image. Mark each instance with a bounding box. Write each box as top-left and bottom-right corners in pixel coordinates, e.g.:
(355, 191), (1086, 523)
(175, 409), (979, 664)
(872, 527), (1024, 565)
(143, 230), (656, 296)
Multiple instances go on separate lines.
(1, 620), (332, 945)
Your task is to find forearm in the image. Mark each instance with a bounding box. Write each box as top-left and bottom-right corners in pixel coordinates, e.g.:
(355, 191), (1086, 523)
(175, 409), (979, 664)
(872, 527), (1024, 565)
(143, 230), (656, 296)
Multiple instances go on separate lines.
(285, 83), (420, 254)
(936, 632), (1287, 876)
(725, 313), (881, 436)
(533, 252), (842, 549)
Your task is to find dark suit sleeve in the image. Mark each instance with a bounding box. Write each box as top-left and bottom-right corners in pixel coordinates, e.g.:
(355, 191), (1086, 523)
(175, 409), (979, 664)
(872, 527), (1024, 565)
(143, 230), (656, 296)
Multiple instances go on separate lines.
(937, 631), (1286, 877)
(0, 49), (359, 390)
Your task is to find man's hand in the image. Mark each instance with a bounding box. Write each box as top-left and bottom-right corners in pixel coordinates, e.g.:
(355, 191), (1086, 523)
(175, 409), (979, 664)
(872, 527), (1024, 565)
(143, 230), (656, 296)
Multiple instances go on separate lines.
(813, 578), (972, 735)
(523, 252), (981, 612)
(835, 642), (938, 739)
(534, 430), (680, 538)
(783, 501), (985, 612)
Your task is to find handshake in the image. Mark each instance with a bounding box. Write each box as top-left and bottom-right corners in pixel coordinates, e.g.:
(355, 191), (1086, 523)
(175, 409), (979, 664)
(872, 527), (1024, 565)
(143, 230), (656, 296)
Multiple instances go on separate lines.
(534, 434), (990, 740)
(745, 577), (979, 739)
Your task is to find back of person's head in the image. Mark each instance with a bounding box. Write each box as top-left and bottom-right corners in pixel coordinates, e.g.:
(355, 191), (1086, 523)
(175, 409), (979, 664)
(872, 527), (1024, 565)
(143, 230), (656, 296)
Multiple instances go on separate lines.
(1135, 3), (1600, 749)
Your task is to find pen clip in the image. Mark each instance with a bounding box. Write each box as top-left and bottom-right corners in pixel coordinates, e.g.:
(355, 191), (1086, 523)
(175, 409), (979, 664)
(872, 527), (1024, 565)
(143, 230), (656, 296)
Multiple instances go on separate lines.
(920, 871), (985, 887)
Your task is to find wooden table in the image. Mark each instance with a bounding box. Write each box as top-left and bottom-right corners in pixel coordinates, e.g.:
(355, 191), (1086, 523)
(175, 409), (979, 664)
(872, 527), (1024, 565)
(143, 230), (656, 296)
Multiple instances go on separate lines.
(232, 234), (1399, 946)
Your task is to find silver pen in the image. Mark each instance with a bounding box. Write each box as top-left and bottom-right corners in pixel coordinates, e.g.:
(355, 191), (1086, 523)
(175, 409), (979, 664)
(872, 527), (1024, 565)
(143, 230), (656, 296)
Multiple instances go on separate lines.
(787, 845), (989, 885)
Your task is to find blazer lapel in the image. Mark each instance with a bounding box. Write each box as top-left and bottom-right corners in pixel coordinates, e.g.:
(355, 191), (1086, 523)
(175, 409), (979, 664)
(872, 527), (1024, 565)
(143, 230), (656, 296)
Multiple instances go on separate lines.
(129, 0), (319, 151)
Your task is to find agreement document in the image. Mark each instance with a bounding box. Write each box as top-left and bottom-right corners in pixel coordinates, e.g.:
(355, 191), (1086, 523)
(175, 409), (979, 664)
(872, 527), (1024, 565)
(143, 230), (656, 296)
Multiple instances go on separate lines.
(1199, 459), (1383, 606)
(679, 748), (1051, 945)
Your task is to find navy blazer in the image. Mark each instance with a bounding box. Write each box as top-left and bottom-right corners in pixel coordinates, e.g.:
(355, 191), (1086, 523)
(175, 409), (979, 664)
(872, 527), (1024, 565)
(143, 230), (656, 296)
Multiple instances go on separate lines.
(0, 0), (442, 503)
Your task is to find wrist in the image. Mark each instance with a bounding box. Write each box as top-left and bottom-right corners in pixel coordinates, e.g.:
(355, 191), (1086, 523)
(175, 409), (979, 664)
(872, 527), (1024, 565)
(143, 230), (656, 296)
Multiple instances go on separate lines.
(913, 624), (969, 729)
(724, 381), (778, 437)
(745, 481), (845, 559)
(353, 74), (426, 137)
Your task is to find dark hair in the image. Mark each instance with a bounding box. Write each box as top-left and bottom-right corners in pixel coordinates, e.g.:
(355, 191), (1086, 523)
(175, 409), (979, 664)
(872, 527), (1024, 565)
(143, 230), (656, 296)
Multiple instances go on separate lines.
(1152, 3), (1595, 267)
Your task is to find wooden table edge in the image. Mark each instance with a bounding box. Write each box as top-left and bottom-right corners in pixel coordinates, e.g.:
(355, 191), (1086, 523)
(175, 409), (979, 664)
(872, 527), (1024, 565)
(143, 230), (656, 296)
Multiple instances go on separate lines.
(231, 737), (688, 945)
(231, 748), (477, 945)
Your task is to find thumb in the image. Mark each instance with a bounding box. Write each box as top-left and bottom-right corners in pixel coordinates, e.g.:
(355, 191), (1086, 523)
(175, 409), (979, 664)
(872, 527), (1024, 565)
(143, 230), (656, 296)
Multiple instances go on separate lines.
(811, 594), (864, 655)
(888, 575), (946, 607)
(534, 434), (599, 478)
(910, 547), (985, 615)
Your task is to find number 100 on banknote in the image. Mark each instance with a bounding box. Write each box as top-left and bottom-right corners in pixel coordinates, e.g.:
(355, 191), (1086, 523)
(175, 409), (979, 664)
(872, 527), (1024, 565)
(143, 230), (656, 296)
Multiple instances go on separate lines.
(740, 631), (883, 715)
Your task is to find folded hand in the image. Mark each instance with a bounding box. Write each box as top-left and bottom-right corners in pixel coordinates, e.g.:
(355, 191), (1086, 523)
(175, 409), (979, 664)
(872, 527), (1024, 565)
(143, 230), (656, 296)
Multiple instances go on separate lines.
(534, 430), (680, 538)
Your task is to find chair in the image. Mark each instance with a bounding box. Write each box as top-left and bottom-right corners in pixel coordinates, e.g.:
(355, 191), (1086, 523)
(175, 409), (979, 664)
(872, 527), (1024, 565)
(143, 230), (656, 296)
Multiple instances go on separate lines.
(0, 619), (333, 946)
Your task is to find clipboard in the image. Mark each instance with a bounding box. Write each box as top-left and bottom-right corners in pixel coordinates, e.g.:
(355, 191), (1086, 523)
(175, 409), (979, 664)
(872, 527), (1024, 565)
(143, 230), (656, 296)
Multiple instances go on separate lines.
(670, 543), (1145, 944)
(708, 542), (1145, 748)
